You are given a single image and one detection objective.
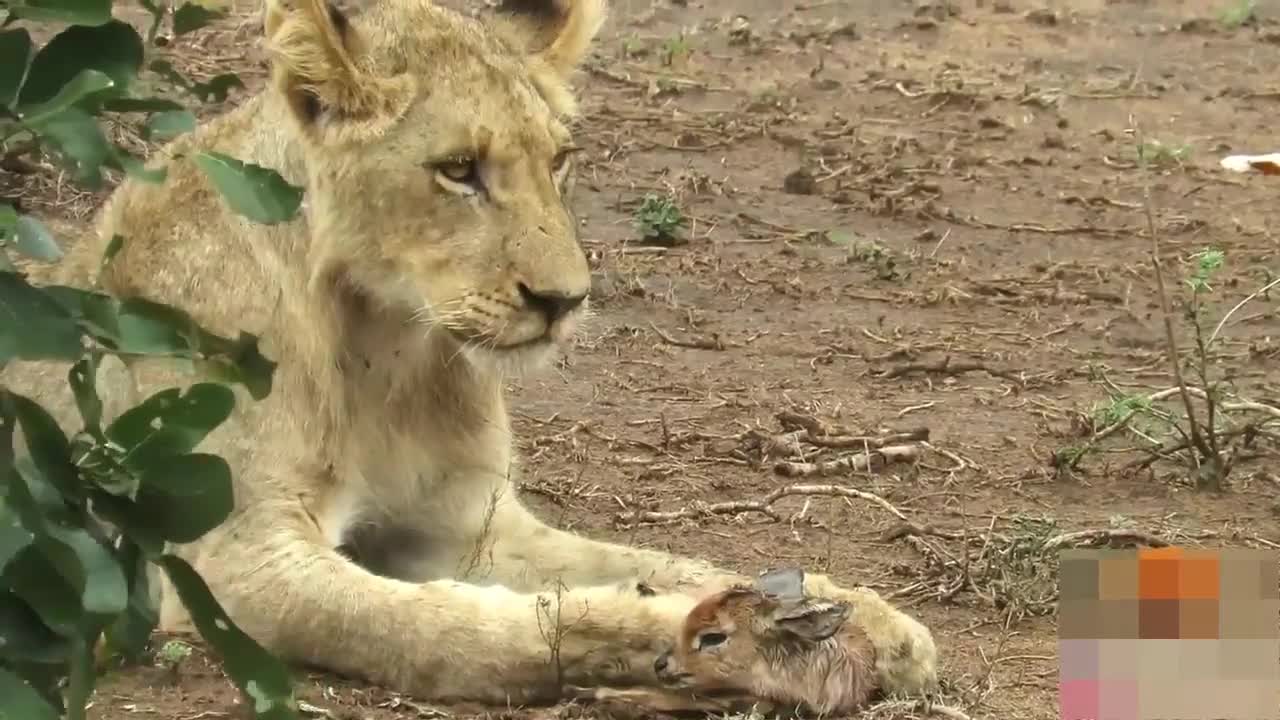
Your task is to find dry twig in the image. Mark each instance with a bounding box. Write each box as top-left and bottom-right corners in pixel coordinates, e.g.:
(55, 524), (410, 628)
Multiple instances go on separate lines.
(1134, 123), (1216, 474)
(615, 483), (909, 525)
(775, 444), (922, 477)
(880, 355), (1022, 383)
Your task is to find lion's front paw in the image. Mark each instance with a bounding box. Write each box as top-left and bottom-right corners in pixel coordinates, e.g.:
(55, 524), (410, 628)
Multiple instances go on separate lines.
(803, 574), (938, 696)
(622, 567), (748, 599)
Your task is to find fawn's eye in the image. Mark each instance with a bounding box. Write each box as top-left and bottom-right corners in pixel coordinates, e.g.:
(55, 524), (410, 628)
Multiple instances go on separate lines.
(697, 632), (728, 650)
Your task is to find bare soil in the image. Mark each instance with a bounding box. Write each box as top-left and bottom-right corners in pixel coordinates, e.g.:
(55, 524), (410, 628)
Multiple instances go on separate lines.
(10, 0), (1279, 718)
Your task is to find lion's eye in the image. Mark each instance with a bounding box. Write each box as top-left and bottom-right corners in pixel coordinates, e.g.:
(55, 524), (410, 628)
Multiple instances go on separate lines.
(435, 157), (481, 190)
(697, 632), (728, 650)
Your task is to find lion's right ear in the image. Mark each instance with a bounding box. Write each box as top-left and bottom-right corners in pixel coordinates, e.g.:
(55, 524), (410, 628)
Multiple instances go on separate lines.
(263, 0), (415, 142)
(495, 0), (607, 78)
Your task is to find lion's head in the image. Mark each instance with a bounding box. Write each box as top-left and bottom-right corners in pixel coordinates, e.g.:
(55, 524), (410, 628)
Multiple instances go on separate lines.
(262, 0), (604, 368)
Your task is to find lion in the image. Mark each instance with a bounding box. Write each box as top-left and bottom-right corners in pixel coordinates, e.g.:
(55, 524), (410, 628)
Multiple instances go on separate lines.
(4, 0), (938, 705)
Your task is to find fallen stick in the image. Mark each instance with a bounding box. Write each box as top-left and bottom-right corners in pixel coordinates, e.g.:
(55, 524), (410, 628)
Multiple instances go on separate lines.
(1043, 528), (1169, 552)
(615, 483), (910, 525)
(880, 355), (1023, 383)
(774, 444), (922, 477)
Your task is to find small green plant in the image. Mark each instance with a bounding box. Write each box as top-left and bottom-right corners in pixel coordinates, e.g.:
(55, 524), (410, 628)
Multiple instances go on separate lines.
(633, 194), (686, 245)
(621, 33), (646, 58)
(1092, 393), (1153, 429)
(831, 233), (906, 281)
(1138, 139), (1191, 168)
(156, 639), (193, 683)
(1219, 0), (1257, 27)
(982, 515), (1060, 621)
(659, 33), (690, 66)
(1186, 248), (1225, 295)
(157, 639), (193, 666)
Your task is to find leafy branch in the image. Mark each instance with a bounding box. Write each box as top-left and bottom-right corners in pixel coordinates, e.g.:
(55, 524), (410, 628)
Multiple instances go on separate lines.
(1, 0), (307, 717)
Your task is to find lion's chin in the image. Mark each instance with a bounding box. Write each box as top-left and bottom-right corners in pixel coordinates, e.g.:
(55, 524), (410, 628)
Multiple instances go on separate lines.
(452, 333), (561, 378)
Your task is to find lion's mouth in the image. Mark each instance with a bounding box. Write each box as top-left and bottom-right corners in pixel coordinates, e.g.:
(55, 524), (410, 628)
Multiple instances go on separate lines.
(445, 327), (554, 353)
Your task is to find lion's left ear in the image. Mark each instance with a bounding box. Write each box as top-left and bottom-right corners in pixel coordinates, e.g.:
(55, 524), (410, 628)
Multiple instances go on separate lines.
(495, 0), (607, 78)
(264, 0), (415, 142)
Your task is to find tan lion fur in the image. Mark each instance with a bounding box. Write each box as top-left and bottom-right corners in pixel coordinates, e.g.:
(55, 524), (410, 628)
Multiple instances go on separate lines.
(3, 0), (937, 703)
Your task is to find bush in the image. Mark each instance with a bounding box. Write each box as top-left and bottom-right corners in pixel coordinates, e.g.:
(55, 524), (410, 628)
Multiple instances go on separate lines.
(1, 0), (304, 717)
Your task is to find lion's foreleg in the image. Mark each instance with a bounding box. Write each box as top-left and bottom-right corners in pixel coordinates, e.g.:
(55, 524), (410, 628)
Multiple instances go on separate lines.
(464, 501), (747, 594)
(180, 501), (699, 703)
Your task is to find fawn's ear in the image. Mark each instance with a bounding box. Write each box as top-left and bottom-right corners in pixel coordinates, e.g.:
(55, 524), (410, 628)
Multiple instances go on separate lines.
(262, 0), (415, 142)
(771, 600), (850, 642)
(753, 566), (805, 603)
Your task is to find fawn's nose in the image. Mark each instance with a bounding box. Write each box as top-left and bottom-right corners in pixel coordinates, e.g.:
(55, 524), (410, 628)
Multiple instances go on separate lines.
(518, 283), (586, 325)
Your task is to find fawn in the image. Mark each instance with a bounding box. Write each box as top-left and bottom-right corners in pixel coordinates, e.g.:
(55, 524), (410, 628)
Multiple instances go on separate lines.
(572, 567), (879, 716)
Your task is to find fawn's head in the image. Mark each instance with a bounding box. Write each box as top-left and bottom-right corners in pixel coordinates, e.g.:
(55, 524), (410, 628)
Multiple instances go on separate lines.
(654, 568), (852, 689)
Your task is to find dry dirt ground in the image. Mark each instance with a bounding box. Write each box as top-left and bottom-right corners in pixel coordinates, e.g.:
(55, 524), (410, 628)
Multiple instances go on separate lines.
(7, 0), (1279, 718)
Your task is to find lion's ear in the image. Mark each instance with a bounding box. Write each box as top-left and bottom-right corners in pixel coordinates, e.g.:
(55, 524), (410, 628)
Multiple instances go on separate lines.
(263, 0), (415, 142)
(496, 0), (606, 78)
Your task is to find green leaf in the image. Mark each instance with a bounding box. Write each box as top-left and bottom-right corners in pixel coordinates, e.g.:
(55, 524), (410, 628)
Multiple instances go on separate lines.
(115, 298), (196, 354)
(103, 535), (158, 661)
(33, 285), (276, 398)
(0, 662), (64, 716)
(30, 524), (127, 621)
(25, 107), (114, 189)
(9, 458), (72, 524)
(0, 668), (59, 720)
(138, 453), (233, 541)
(7, 392), (78, 500)
(104, 539), (158, 662)
(0, 272), (84, 363)
(96, 453), (233, 546)
(0, 522), (34, 573)
(6, 0), (112, 26)
(0, 29), (33, 109)
(195, 152), (303, 225)
(2, 545), (82, 637)
(173, 2), (226, 35)
(113, 147), (168, 184)
(16, 69), (115, 127)
(85, 491), (161, 554)
(106, 384), (235, 468)
(67, 354), (103, 435)
(19, 21), (144, 108)
(37, 284), (124, 347)
(101, 233), (124, 269)
(42, 287), (192, 355)
(189, 73), (243, 103)
(12, 215), (63, 262)
(5, 466), (128, 622)
(0, 590), (73, 663)
(77, 447), (138, 498)
(0, 394), (16, 471)
(66, 633), (99, 718)
(202, 333), (275, 401)
(159, 555), (300, 720)
(144, 109), (196, 141)
(0, 204), (16, 241)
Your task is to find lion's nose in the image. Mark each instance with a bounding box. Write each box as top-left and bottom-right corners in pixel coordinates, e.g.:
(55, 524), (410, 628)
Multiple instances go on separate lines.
(653, 651), (671, 675)
(518, 283), (586, 324)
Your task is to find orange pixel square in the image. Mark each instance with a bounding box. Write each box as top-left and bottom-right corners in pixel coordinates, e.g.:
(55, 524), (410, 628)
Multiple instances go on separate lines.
(1138, 549), (1182, 600)
(1178, 550), (1220, 600)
